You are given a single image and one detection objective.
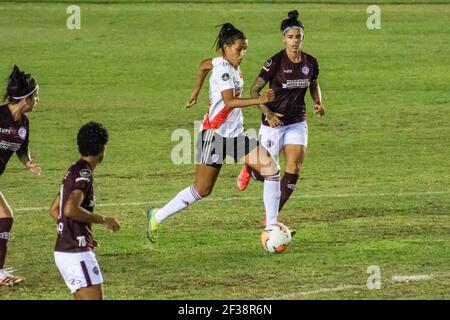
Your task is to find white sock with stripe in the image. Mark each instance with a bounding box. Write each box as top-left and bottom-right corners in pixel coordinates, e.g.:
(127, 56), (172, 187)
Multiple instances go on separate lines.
(264, 175), (281, 227)
(154, 186), (202, 223)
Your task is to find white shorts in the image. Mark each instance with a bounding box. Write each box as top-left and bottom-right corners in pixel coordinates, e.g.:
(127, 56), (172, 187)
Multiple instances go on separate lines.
(54, 251), (103, 294)
(259, 121), (308, 159)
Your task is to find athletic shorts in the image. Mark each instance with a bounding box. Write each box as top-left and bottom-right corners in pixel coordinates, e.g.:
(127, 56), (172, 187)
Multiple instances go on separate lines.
(54, 251), (103, 294)
(259, 121), (308, 160)
(196, 130), (259, 169)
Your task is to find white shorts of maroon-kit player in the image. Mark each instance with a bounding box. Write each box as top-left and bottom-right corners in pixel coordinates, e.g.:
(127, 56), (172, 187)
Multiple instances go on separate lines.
(258, 121), (308, 160)
(54, 251), (103, 294)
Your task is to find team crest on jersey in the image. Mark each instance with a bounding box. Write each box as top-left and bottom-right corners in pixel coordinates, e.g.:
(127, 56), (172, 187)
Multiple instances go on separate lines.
(265, 139), (274, 148)
(18, 127), (27, 139)
(222, 73), (230, 81)
(79, 169), (91, 178)
(302, 66), (310, 75)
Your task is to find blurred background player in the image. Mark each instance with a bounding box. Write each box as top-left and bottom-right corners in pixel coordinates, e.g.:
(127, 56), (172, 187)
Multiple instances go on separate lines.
(237, 10), (325, 224)
(49, 122), (120, 300)
(147, 23), (281, 243)
(0, 65), (41, 287)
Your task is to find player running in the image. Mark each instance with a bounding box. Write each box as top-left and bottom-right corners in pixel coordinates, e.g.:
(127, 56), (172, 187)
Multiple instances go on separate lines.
(237, 10), (325, 224)
(146, 23), (282, 243)
(49, 122), (120, 300)
(0, 65), (41, 287)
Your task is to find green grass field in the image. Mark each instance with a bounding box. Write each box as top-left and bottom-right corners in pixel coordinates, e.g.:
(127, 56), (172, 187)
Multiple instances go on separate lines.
(0, 1), (449, 300)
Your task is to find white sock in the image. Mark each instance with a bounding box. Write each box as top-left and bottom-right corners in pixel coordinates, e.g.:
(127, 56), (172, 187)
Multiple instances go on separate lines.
(264, 175), (280, 226)
(155, 186), (202, 223)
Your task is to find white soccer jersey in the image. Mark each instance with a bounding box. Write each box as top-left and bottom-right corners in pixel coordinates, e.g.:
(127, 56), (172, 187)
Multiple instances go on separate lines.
(199, 56), (244, 138)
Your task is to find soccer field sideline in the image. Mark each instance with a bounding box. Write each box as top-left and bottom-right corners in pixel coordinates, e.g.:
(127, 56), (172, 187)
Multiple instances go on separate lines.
(13, 190), (450, 213)
(264, 271), (449, 299)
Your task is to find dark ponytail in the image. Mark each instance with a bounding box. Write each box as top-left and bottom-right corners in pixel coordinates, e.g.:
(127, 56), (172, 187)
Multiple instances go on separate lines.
(3, 65), (37, 103)
(280, 10), (304, 33)
(214, 23), (246, 52)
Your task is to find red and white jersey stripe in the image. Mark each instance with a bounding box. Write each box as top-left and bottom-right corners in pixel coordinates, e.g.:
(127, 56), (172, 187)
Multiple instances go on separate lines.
(199, 57), (244, 138)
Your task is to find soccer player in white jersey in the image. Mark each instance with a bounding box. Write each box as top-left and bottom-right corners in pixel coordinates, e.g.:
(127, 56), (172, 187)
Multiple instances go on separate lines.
(146, 23), (282, 244)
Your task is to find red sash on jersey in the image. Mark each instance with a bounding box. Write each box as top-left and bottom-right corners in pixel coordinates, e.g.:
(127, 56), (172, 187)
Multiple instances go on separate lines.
(202, 108), (233, 130)
(202, 92), (241, 130)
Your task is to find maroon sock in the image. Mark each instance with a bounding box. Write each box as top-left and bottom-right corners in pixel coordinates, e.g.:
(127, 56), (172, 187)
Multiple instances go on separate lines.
(246, 165), (265, 182)
(279, 172), (299, 211)
(0, 217), (13, 269)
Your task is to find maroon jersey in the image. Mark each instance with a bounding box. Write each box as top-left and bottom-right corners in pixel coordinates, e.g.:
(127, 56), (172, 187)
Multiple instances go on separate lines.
(54, 160), (96, 253)
(0, 104), (29, 176)
(259, 50), (319, 126)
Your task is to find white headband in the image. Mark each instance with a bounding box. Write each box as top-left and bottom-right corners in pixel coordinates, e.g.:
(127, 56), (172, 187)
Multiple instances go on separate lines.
(12, 85), (39, 100)
(282, 26), (304, 34)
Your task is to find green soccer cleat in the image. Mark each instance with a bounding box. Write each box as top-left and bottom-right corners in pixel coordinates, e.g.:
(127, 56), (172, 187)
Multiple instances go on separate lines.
(146, 208), (160, 243)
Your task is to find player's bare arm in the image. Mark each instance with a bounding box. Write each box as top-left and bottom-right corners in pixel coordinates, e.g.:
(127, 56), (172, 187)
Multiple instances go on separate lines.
(221, 87), (274, 109)
(64, 189), (120, 232)
(49, 194), (60, 223)
(251, 76), (284, 127)
(310, 79), (325, 117)
(186, 58), (213, 108)
(17, 147), (41, 176)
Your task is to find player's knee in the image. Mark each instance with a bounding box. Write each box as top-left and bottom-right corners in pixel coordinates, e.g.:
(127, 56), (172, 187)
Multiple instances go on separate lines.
(270, 158), (281, 175)
(75, 285), (103, 300)
(260, 161), (280, 178)
(196, 185), (214, 198)
(285, 162), (300, 175)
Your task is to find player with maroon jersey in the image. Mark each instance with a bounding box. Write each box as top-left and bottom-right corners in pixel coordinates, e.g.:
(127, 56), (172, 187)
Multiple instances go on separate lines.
(237, 10), (326, 224)
(49, 122), (120, 300)
(0, 65), (41, 287)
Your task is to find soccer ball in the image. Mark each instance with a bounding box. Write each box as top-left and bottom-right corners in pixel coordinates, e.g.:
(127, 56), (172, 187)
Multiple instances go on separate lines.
(261, 222), (292, 253)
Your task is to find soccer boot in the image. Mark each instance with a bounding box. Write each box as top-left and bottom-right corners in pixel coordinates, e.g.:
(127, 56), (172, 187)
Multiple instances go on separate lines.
(0, 268), (25, 287)
(237, 165), (252, 191)
(146, 208), (160, 243)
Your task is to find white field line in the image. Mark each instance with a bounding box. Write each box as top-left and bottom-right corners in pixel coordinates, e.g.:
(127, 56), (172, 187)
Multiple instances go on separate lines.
(392, 274), (434, 282)
(266, 272), (444, 300)
(13, 190), (449, 213)
(266, 285), (366, 299)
